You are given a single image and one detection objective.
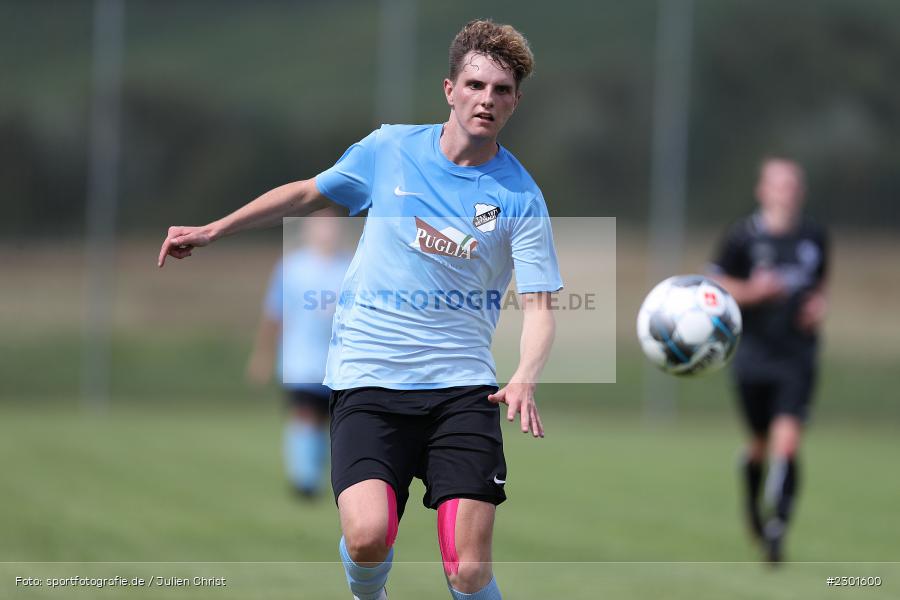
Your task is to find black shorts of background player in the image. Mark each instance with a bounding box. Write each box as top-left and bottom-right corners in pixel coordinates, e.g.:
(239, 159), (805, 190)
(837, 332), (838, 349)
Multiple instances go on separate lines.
(709, 157), (829, 564)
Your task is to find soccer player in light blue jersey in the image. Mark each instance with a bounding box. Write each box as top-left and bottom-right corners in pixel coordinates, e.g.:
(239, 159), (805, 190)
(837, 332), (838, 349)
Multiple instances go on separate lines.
(247, 210), (350, 498)
(159, 20), (561, 600)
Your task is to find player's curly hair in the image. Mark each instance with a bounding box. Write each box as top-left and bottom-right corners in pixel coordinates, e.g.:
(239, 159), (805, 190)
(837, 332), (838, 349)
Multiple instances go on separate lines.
(449, 19), (534, 88)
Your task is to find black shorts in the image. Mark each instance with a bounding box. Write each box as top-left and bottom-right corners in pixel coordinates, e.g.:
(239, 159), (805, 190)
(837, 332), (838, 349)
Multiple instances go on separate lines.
(329, 385), (506, 519)
(735, 370), (816, 435)
(287, 389), (330, 419)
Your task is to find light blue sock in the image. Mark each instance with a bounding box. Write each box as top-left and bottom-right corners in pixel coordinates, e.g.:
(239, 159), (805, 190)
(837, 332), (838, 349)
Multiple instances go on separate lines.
(284, 421), (327, 492)
(339, 536), (393, 600)
(449, 576), (502, 600)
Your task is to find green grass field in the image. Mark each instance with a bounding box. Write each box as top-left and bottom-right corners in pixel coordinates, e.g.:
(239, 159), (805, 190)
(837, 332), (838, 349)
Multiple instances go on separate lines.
(2, 237), (898, 599)
(1, 398), (898, 599)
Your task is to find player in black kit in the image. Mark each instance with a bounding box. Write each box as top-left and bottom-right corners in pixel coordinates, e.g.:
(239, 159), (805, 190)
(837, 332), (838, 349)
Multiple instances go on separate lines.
(709, 157), (829, 564)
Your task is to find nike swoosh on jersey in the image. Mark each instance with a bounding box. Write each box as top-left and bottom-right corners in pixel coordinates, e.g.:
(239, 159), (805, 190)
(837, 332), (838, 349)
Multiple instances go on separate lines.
(394, 185), (424, 196)
(493, 475), (506, 485)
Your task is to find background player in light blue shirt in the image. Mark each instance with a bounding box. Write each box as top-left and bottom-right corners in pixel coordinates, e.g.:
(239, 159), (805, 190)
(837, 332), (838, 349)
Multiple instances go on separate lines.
(247, 209), (350, 498)
(160, 20), (560, 600)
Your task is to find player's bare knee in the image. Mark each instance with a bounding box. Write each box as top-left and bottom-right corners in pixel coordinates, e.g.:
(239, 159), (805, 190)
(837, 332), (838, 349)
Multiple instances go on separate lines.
(447, 560), (493, 594)
(771, 434), (799, 458)
(772, 440), (799, 459)
(770, 417), (801, 458)
(344, 524), (390, 564)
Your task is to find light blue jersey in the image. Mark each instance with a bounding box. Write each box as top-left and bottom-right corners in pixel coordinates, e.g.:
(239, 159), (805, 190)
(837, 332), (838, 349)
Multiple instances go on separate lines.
(316, 124), (563, 390)
(264, 248), (351, 391)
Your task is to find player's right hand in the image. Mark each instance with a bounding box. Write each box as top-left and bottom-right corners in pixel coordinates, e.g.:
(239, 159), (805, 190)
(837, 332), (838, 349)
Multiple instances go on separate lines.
(488, 382), (545, 438)
(157, 225), (214, 267)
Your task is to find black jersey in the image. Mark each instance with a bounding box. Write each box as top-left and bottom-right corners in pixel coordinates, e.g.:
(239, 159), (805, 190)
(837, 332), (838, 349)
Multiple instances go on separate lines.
(710, 213), (828, 379)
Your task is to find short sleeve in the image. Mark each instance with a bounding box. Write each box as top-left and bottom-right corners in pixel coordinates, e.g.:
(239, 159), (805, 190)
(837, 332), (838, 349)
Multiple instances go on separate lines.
(510, 193), (564, 293)
(709, 224), (751, 279)
(315, 129), (378, 216)
(263, 261), (283, 320)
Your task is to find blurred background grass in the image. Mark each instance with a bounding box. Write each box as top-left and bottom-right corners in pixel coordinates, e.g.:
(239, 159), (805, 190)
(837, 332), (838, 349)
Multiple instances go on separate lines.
(3, 0), (900, 235)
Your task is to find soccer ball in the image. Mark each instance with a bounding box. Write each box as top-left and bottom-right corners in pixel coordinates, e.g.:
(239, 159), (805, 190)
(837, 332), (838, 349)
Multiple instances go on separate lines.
(636, 275), (742, 376)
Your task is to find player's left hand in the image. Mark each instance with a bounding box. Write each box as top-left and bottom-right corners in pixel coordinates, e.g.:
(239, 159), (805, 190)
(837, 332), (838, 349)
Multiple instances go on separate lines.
(488, 382), (544, 438)
(797, 290), (827, 333)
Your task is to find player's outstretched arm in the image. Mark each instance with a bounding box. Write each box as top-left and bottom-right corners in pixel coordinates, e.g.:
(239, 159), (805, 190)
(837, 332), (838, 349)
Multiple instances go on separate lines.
(157, 179), (333, 267)
(488, 292), (556, 438)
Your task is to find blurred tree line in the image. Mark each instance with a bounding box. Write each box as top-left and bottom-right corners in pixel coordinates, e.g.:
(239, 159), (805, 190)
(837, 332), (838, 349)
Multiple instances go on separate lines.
(1, 0), (898, 238)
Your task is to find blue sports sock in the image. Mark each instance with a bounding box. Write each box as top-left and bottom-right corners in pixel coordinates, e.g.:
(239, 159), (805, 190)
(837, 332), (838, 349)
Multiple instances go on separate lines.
(449, 576), (502, 600)
(339, 536), (393, 600)
(284, 420), (327, 492)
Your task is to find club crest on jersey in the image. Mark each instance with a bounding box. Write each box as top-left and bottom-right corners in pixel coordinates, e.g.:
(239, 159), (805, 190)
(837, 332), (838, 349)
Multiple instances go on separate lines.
(410, 217), (477, 259)
(473, 203), (501, 233)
